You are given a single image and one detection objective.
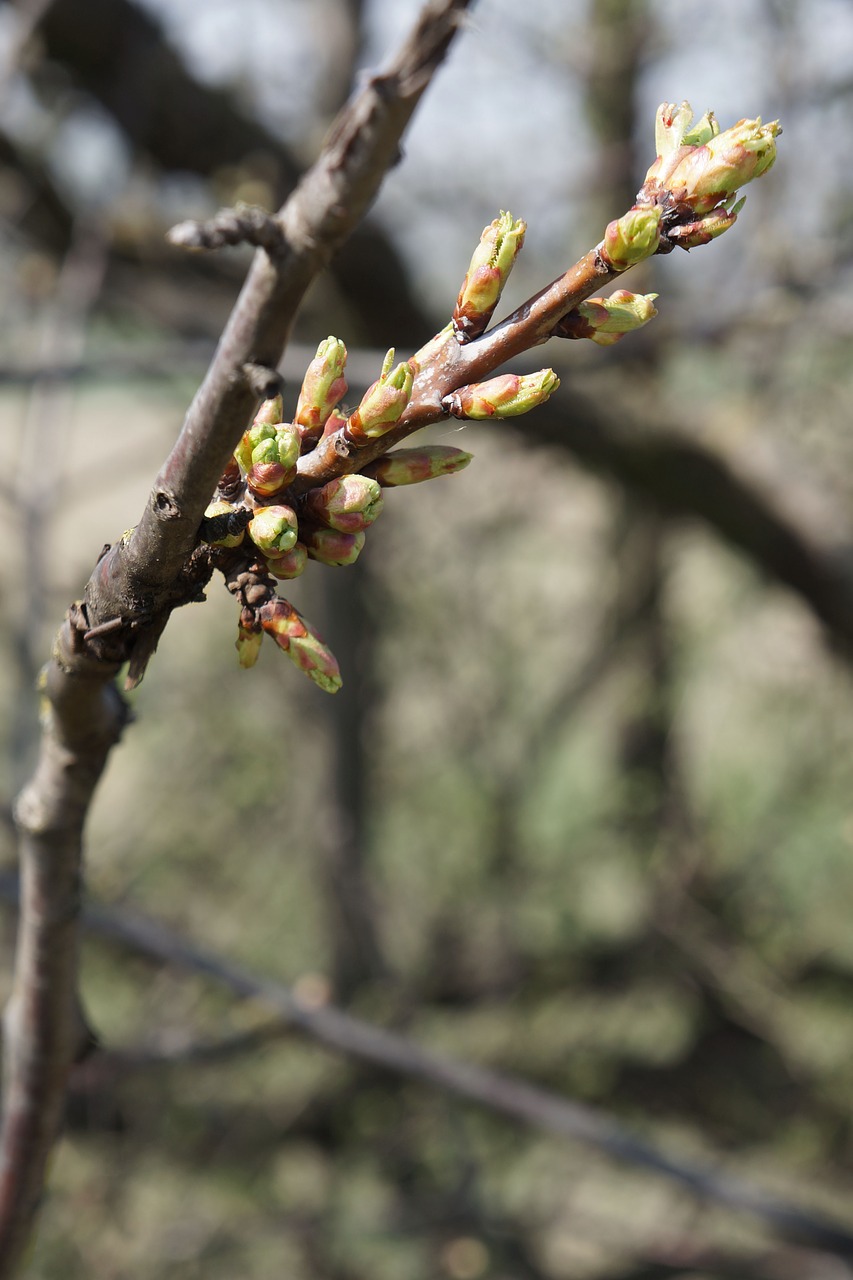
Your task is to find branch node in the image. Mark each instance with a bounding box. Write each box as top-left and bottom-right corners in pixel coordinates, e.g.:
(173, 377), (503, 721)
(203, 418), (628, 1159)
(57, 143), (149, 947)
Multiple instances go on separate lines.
(167, 205), (287, 256)
(242, 363), (283, 401)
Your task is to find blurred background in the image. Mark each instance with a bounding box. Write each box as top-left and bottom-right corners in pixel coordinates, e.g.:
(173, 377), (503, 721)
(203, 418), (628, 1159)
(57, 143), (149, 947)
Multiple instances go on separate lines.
(3, 0), (853, 1276)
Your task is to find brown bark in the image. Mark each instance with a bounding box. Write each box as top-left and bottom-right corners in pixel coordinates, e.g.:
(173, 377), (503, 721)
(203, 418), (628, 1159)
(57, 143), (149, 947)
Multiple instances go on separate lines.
(0, 3), (474, 1271)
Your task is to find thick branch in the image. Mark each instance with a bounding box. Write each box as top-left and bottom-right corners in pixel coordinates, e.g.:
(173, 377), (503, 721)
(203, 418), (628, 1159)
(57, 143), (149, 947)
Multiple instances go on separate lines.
(0, 632), (126, 1270)
(0, 3), (473, 1272)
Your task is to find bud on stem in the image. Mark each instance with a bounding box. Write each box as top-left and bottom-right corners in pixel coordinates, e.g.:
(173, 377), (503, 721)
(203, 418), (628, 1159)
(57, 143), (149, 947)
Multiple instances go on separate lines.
(345, 350), (414, 442)
(443, 370), (559, 420)
(302, 474), (384, 532)
(362, 445), (473, 487)
(259, 597), (342, 693)
(453, 211), (526, 342)
(554, 290), (658, 346)
(295, 337), (348, 442)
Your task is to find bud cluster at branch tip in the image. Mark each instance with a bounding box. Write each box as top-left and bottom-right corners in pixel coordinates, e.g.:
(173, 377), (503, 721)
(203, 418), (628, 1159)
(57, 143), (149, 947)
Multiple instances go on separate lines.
(345, 349), (414, 442)
(638, 102), (781, 251)
(442, 370), (559, 420)
(554, 290), (658, 346)
(207, 113), (777, 696)
(453, 211), (526, 342)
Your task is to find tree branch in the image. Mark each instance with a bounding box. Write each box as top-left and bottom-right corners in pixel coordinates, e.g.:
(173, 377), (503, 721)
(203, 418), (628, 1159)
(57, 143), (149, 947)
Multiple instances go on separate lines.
(0, 3), (473, 1271)
(66, 893), (853, 1261)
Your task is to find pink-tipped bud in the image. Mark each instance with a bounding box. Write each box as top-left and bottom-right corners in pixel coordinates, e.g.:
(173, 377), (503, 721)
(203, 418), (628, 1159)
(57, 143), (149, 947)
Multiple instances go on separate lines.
(345, 350), (413, 442)
(600, 206), (662, 272)
(246, 461), (295, 497)
(302, 474), (384, 533)
(555, 290), (659, 346)
(303, 527), (365, 567)
(265, 542), (308, 580)
(254, 394), (284, 426)
(320, 410), (348, 441)
(295, 336), (348, 441)
(453, 211), (526, 342)
(667, 197), (744, 249)
(259, 597), (342, 693)
(248, 504), (299, 554)
(362, 445), (473, 487)
(442, 369), (559, 420)
(245, 422), (300, 496)
(236, 624), (263, 668)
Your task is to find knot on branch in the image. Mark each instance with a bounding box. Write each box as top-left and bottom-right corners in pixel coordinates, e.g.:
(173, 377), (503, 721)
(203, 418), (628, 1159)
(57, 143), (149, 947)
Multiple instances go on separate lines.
(167, 204), (287, 256)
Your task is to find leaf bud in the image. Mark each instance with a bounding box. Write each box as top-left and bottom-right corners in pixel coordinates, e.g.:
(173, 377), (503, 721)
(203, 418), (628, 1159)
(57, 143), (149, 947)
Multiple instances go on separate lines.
(295, 337), (348, 441)
(453, 211), (526, 342)
(345, 351), (413, 442)
(248, 504), (299, 554)
(303, 527), (366, 567)
(362, 445), (473, 487)
(442, 369), (559, 420)
(302, 474), (384, 533)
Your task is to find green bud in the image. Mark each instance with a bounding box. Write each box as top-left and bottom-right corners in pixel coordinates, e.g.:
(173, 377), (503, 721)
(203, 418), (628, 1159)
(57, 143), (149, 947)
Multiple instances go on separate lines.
(303, 527), (366, 567)
(557, 290), (658, 346)
(345, 352), (414, 442)
(303, 474), (384, 533)
(363, 445), (473, 487)
(295, 337), (348, 437)
(453, 211), (526, 341)
(600, 206), (662, 271)
(443, 370), (559, 420)
(248, 504), (299, 554)
(273, 422), (300, 471)
(265, 542), (308, 580)
(234, 420), (276, 473)
(236, 624), (263, 668)
(668, 197), (744, 249)
(259, 597), (342, 693)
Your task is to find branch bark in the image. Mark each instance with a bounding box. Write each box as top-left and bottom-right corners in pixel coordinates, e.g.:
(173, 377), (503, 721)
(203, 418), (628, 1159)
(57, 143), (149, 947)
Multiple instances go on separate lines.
(0, 2), (473, 1271)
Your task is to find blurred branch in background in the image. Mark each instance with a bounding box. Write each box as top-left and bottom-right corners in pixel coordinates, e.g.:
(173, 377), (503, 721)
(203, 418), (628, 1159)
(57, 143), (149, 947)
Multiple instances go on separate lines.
(0, 874), (848, 1265)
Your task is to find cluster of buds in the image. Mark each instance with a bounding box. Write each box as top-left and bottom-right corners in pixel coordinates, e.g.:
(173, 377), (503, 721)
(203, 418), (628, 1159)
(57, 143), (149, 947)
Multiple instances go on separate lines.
(203, 338), (479, 689)
(599, 102), (781, 270)
(197, 104), (778, 693)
